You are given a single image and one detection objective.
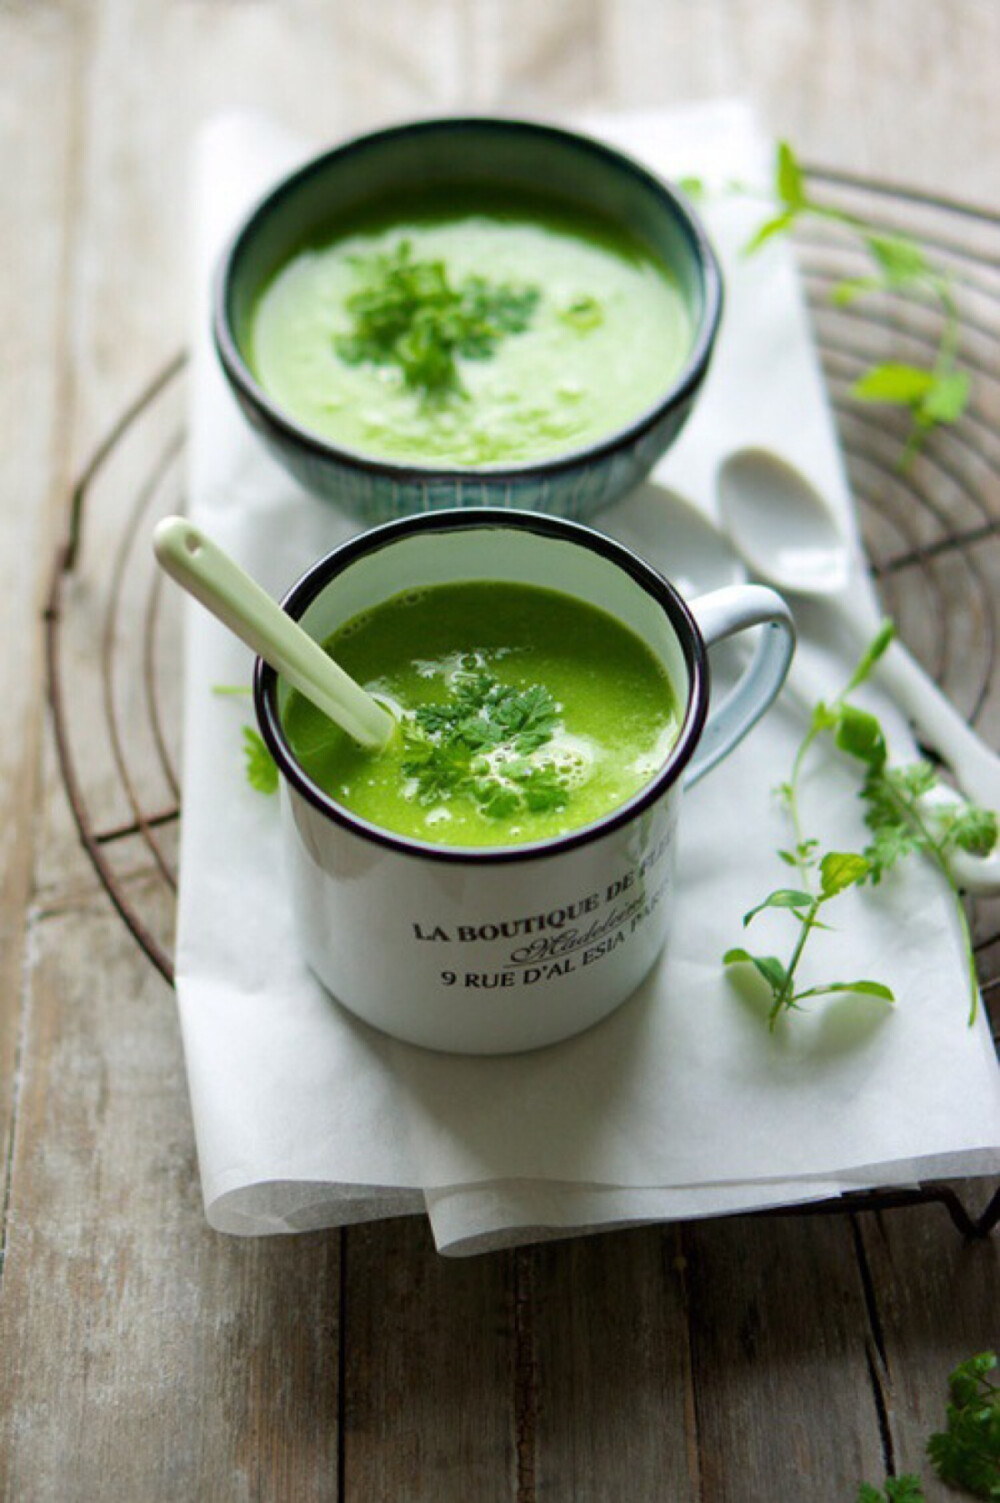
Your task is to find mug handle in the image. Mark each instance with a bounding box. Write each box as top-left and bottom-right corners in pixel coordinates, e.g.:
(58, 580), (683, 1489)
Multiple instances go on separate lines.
(684, 585), (795, 788)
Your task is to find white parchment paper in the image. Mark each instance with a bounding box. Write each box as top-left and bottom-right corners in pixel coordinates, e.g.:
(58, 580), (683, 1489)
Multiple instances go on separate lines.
(173, 102), (1000, 1255)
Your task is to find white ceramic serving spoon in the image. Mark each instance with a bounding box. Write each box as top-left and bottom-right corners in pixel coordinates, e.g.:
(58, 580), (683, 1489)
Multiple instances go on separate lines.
(716, 447), (1000, 893)
(153, 516), (395, 751)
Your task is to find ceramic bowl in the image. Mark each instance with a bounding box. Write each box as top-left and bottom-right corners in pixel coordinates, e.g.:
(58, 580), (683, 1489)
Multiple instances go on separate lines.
(214, 117), (723, 524)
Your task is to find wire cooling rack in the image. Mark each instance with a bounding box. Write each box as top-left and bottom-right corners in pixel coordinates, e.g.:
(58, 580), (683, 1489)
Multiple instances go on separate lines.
(45, 169), (1000, 1234)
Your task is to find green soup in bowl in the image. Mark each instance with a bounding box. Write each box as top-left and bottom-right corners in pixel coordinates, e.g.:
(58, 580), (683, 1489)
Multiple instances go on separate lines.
(215, 118), (722, 524)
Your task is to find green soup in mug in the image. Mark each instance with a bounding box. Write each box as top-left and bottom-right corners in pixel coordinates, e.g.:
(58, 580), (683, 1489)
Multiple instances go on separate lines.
(248, 192), (692, 469)
(282, 580), (681, 848)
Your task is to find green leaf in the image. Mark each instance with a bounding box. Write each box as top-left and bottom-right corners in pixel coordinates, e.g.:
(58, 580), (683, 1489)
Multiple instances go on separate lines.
(927, 1350), (1000, 1498)
(819, 850), (871, 897)
(835, 705), (887, 769)
(831, 276), (883, 306)
(724, 948), (787, 995)
(795, 979), (895, 1003)
(922, 368), (970, 424)
(864, 232), (929, 286)
(482, 788), (520, 820)
(887, 762), (937, 800)
(743, 889), (814, 925)
(886, 1480), (928, 1503)
(949, 803), (999, 859)
(676, 175), (705, 200)
(844, 620), (895, 693)
(242, 726), (278, 796)
(852, 363), (936, 406)
(809, 700), (840, 735)
(949, 1351), (997, 1406)
(742, 210), (796, 256)
(775, 139), (806, 208)
(856, 1478), (926, 1503)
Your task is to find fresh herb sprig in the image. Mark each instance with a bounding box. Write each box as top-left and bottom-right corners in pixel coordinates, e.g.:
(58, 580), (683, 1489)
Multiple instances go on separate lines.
(401, 670), (569, 821)
(335, 240), (540, 397)
(242, 725), (279, 795)
(926, 1351), (1000, 1498)
(853, 1351), (1000, 1501)
(682, 141), (970, 461)
(856, 1480), (926, 1503)
(724, 622), (998, 1026)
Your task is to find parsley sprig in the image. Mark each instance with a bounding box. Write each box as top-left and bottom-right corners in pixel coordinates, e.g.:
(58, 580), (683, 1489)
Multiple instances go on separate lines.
(724, 622), (998, 1027)
(401, 670), (570, 821)
(242, 725), (278, 795)
(682, 141), (970, 462)
(926, 1351), (1000, 1498)
(856, 1479), (926, 1503)
(857, 1351), (1000, 1501)
(335, 240), (540, 397)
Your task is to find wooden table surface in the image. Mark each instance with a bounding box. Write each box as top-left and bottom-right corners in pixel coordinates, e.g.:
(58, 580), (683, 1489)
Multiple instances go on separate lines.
(3, 3), (999, 1498)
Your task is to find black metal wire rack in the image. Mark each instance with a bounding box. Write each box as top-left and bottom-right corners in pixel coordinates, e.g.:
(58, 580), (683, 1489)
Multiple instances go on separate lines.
(44, 168), (1000, 1235)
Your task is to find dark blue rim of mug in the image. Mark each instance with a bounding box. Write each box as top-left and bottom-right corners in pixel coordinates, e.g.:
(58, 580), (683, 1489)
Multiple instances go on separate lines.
(213, 114), (723, 486)
(254, 507), (710, 866)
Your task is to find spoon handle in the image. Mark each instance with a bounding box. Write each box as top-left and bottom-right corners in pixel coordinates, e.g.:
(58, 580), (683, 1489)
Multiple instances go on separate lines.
(879, 640), (1000, 804)
(877, 638), (1000, 894)
(153, 517), (394, 751)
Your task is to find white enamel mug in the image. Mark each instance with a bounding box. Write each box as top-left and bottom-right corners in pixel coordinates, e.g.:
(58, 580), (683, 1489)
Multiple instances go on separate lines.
(255, 508), (794, 1054)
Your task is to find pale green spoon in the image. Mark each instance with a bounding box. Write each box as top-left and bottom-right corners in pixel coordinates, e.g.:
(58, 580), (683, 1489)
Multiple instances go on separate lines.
(153, 516), (395, 751)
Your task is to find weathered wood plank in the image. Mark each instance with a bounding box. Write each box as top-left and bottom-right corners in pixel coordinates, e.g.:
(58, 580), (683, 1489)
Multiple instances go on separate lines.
(859, 0), (1000, 206)
(605, 0), (1000, 203)
(858, 1196), (1000, 1498)
(682, 1213), (887, 1500)
(531, 1227), (700, 1501)
(0, 895), (342, 1502)
(0, 0), (86, 1275)
(342, 1218), (517, 1502)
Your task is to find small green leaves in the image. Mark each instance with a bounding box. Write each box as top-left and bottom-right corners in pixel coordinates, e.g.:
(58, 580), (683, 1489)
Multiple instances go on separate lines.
(856, 1479), (926, 1503)
(852, 363), (970, 440)
(857, 1351), (999, 1501)
(243, 727), (278, 795)
(724, 619), (998, 1028)
(732, 139), (971, 460)
(926, 1351), (1000, 1498)
(852, 363), (936, 405)
(336, 240), (540, 397)
(948, 802), (1000, 858)
(401, 672), (568, 821)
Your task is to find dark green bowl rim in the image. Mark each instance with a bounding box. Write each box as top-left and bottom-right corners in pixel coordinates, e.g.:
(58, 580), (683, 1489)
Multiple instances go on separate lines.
(254, 507), (709, 866)
(213, 114), (724, 486)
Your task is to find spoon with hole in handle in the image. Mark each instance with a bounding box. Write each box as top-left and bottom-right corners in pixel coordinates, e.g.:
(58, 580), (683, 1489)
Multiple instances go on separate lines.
(716, 447), (1000, 895)
(153, 517), (395, 751)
